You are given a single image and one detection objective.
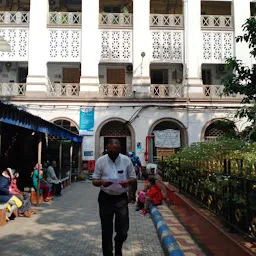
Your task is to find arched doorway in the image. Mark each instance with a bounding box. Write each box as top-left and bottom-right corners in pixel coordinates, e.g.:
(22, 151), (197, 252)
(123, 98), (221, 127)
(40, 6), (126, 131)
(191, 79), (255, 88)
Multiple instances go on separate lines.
(95, 118), (135, 158)
(47, 118), (80, 177)
(202, 119), (237, 141)
(147, 118), (187, 162)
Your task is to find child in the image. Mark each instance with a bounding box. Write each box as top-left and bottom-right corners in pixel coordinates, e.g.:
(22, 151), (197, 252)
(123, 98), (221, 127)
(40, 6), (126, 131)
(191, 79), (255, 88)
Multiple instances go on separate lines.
(140, 176), (163, 216)
(135, 173), (149, 211)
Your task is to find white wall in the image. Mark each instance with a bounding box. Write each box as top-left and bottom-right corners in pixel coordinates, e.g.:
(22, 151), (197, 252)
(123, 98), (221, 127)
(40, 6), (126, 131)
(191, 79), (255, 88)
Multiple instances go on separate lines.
(23, 102), (241, 166)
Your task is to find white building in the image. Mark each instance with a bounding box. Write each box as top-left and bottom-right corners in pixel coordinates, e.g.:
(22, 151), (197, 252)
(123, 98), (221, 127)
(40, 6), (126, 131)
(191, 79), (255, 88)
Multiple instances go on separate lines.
(0, 0), (254, 166)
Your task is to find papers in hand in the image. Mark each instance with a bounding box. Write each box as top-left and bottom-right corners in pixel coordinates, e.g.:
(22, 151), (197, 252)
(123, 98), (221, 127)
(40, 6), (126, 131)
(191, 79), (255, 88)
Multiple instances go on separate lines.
(104, 178), (125, 193)
(108, 178), (123, 183)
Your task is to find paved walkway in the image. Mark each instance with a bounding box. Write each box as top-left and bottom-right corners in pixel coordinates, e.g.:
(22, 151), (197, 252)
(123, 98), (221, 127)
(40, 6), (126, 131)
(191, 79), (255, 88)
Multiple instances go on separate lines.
(0, 182), (165, 256)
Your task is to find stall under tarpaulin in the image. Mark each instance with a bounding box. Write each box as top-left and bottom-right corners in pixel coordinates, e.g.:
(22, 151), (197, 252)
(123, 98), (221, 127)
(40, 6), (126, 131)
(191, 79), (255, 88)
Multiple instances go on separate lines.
(0, 100), (83, 142)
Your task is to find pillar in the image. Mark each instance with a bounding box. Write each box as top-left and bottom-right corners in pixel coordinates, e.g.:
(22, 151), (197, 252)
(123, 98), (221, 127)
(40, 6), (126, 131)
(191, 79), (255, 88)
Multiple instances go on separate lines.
(132, 0), (151, 92)
(233, 0), (251, 67)
(37, 134), (42, 205)
(183, 0), (203, 97)
(26, 0), (49, 96)
(80, 0), (100, 96)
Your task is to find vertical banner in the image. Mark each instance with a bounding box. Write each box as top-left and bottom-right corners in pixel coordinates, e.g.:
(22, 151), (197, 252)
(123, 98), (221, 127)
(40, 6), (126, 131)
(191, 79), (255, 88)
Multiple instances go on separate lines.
(79, 107), (94, 135)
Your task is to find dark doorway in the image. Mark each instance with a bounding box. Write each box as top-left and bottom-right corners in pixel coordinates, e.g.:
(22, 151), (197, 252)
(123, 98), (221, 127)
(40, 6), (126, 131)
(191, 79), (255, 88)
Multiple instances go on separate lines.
(104, 137), (127, 155)
(151, 69), (168, 84)
(18, 67), (28, 83)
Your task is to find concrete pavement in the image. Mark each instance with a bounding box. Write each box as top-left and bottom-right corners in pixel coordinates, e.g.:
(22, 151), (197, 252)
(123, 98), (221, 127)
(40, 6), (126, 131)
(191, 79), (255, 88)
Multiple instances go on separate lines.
(0, 182), (165, 256)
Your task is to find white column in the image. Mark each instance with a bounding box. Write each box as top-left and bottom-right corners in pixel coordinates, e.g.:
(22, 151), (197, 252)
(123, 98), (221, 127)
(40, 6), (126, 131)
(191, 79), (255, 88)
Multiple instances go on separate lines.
(132, 0), (151, 91)
(26, 0), (48, 96)
(80, 0), (100, 96)
(183, 0), (203, 97)
(233, 0), (251, 67)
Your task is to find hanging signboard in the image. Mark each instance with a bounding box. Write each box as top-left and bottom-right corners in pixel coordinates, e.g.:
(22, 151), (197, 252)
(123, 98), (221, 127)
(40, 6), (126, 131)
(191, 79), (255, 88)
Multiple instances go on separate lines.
(153, 129), (180, 148)
(79, 107), (94, 135)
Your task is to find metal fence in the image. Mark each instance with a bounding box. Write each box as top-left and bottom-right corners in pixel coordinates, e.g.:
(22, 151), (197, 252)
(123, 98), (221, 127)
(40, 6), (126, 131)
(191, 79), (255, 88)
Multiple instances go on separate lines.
(158, 157), (256, 238)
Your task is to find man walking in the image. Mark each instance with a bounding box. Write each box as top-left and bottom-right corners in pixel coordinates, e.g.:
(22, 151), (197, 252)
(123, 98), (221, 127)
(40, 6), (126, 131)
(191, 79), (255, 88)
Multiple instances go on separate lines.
(92, 139), (136, 256)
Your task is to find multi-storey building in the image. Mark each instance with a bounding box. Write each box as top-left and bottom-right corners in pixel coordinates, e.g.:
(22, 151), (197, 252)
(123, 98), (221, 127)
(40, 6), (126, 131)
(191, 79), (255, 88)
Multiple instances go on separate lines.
(0, 0), (254, 166)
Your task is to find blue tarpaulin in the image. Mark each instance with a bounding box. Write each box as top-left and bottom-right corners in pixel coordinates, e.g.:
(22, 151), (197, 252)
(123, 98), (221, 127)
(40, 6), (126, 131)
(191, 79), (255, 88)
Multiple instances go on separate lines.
(0, 101), (83, 143)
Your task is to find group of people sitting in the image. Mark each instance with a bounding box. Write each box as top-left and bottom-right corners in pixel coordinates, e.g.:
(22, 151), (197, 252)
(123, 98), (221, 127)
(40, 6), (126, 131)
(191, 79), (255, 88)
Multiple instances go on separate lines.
(0, 160), (62, 222)
(135, 173), (164, 216)
(32, 160), (62, 202)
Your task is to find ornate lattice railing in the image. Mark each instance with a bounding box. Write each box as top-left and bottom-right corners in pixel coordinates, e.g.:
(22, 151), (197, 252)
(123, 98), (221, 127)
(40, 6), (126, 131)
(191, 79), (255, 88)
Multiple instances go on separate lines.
(99, 84), (132, 97)
(150, 84), (184, 98)
(203, 85), (242, 98)
(99, 13), (133, 27)
(201, 15), (233, 29)
(49, 83), (80, 96)
(0, 83), (26, 96)
(0, 12), (29, 24)
(151, 30), (183, 62)
(150, 14), (183, 28)
(48, 12), (82, 25)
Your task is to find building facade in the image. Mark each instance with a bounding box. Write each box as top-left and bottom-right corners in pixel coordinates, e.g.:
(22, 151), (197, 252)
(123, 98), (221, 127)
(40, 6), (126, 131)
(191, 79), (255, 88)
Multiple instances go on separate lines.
(0, 0), (254, 166)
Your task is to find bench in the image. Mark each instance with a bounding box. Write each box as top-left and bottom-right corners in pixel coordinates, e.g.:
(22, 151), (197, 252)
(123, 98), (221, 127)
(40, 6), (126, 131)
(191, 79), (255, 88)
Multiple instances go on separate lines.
(24, 187), (44, 205)
(0, 203), (7, 226)
(0, 202), (19, 226)
(60, 176), (70, 188)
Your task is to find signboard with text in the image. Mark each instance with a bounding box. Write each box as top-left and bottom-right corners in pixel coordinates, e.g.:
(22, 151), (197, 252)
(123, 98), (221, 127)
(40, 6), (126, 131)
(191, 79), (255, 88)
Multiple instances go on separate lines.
(153, 129), (180, 148)
(79, 107), (94, 135)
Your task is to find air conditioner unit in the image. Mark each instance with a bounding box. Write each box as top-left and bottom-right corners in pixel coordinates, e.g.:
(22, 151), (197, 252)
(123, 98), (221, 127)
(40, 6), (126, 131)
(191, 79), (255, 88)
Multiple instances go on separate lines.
(216, 64), (226, 74)
(126, 64), (133, 73)
(0, 0), (8, 8)
(49, 0), (60, 10)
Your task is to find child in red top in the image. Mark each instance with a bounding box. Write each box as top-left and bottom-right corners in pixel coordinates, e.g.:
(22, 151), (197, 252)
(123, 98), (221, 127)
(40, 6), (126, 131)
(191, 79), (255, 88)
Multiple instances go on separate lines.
(140, 176), (163, 216)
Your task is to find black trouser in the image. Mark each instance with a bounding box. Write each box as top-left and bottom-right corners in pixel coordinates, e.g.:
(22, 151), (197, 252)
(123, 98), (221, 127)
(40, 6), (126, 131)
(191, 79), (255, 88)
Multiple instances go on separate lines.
(54, 183), (62, 196)
(128, 179), (137, 202)
(98, 190), (129, 256)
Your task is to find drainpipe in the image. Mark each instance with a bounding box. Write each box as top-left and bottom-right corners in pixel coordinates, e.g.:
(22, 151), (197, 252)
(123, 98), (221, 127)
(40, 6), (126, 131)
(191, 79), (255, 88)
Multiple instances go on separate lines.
(144, 135), (155, 162)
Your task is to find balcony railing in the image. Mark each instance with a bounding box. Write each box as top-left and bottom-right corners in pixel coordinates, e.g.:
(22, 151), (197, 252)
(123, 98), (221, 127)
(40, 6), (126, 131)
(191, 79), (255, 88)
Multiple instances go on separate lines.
(48, 12), (82, 25)
(0, 12), (29, 24)
(99, 84), (132, 97)
(201, 15), (233, 29)
(0, 83), (26, 96)
(150, 14), (183, 28)
(99, 13), (133, 27)
(203, 85), (242, 98)
(49, 83), (80, 96)
(150, 84), (184, 98)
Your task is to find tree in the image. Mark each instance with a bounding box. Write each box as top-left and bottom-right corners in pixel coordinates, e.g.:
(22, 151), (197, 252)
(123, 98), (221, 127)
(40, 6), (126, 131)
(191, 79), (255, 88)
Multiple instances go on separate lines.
(223, 18), (256, 140)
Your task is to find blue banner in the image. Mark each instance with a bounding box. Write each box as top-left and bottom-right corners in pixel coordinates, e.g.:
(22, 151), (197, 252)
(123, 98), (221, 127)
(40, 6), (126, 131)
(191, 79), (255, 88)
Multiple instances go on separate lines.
(79, 107), (94, 135)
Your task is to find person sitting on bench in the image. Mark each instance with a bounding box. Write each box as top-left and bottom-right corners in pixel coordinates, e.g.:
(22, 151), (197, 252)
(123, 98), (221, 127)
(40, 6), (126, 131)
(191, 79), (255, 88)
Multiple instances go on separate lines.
(46, 160), (62, 196)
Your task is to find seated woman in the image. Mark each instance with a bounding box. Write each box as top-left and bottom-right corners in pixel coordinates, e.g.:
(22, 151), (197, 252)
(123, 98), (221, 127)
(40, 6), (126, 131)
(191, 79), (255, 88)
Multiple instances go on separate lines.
(32, 164), (52, 202)
(135, 173), (149, 211)
(10, 170), (36, 216)
(140, 176), (164, 216)
(0, 168), (19, 221)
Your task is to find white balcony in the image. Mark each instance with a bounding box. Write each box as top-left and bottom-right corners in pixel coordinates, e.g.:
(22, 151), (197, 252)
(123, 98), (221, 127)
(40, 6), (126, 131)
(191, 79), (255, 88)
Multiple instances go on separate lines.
(99, 13), (133, 28)
(201, 15), (233, 30)
(150, 84), (185, 98)
(0, 12), (29, 25)
(150, 14), (183, 28)
(99, 84), (132, 97)
(0, 83), (26, 96)
(49, 83), (80, 96)
(48, 12), (81, 26)
(203, 85), (242, 99)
